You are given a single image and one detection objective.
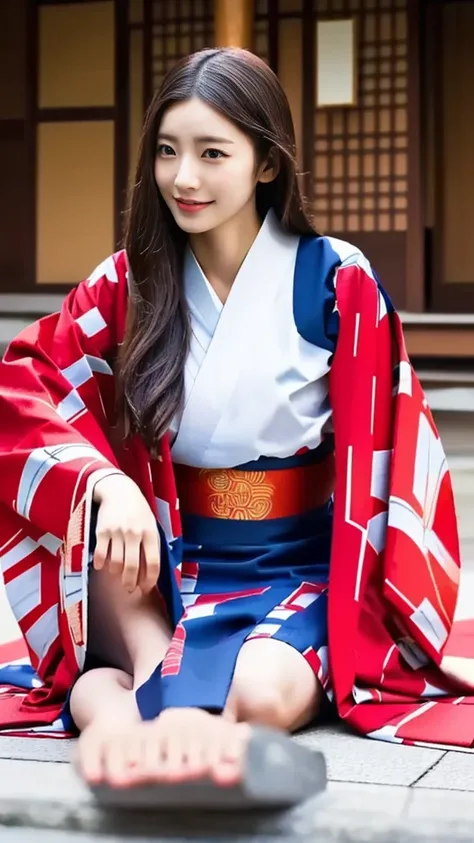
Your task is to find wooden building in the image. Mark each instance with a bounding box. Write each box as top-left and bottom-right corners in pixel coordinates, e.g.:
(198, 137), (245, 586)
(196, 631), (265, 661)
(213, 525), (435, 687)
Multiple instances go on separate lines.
(1, 0), (474, 357)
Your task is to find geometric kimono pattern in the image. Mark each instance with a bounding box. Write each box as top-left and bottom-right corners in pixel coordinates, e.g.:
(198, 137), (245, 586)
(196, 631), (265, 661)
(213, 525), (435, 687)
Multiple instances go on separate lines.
(1, 244), (474, 747)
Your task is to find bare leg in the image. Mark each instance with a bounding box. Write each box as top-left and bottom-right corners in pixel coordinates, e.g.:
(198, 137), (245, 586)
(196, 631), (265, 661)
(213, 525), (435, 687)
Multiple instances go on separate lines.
(74, 573), (321, 789)
(72, 569), (248, 789)
(118, 639), (321, 788)
(71, 568), (172, 783)
(227, 638), (322, 730)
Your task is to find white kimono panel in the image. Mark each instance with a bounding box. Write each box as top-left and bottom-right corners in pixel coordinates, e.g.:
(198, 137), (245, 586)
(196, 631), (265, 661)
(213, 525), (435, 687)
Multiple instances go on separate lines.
(170, 210), (333, 469)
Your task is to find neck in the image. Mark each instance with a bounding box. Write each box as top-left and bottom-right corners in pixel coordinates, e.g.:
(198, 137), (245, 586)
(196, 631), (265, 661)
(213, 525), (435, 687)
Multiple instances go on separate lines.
(189, 201), (263, 301)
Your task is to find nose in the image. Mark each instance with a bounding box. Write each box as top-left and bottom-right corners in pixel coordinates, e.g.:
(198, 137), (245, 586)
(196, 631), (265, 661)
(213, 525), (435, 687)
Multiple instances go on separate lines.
(174, 155), (201, 192)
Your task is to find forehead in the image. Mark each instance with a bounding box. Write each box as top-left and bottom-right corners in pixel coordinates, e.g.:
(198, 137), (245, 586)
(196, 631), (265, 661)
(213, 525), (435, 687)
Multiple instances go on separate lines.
(158, 97), (244, 142)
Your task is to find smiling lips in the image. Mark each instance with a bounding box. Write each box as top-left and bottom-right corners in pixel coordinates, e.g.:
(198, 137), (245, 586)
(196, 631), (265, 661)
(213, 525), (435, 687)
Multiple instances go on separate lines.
(174, 197), (214, 213)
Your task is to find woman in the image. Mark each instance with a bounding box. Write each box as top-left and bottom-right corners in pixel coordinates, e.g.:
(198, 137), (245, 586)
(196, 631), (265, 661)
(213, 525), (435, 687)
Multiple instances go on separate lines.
(0, 47), (471, 790)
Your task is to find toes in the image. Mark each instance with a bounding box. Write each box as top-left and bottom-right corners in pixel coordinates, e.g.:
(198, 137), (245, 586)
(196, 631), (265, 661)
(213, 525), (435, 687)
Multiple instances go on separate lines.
(161, 737), (188, 782)
(210, 750), (242, 786)
(136, 734), (208, 784)
(182, 741), (208, 780)
(133, 729), (210, 785)
(134, 727), (167, 782)
(209, 724), (250, 787)
(75, 729), (105, 784)
(122, 731), (149, 785)
(103, 737), (131, 787)
(211, 756), (241, 786)
(77, 715), (251, 792)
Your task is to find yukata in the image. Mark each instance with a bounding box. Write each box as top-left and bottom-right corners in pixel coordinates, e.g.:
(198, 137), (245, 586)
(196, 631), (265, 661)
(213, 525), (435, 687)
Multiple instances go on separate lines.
(1, 211), (474, 749)
(137, 211), (335, 716)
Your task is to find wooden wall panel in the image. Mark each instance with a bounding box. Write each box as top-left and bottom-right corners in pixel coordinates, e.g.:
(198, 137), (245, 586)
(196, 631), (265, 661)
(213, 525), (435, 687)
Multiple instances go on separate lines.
(38, 2), (115, 108)
(0, 127), (28, 287)
(0, 0), (29, 292)
(441, 3), (474, 285)
(0, 0), (27, 120)
(37, 121), (115, 284)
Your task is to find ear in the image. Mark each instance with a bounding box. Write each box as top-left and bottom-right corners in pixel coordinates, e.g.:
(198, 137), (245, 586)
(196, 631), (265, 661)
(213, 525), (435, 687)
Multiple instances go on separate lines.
(257, 148), (280, 184)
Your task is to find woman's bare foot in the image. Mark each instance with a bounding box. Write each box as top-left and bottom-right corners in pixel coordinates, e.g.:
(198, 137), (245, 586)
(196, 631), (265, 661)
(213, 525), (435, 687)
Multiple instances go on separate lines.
(74, 721), (138, 786)
(77, 708), (252, 789)
(71, 667), (142, 785)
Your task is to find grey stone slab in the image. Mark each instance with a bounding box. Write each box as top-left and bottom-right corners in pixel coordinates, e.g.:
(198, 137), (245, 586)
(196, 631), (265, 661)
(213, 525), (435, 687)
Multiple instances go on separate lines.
(404, 787), (474, 841)
(1, 764), (473, 843)
(3, 758), (474, 842)
(0, 318), (32, 344)
(315, 781), (411, 832)
(427, 388), (474, 413)
(0, 758), (410, 840)
(414, 750), (474, 792)
(0, 834), (262, 843)
(0, 292), (65, 314)
(293, 724), (445, 786)
(0, 758), (86, 803)
(0, 736), (74, 763)
(455, 574), (474, 619)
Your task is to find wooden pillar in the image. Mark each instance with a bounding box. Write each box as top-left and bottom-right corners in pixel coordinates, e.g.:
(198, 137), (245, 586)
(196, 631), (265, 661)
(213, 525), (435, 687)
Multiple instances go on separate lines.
(405, 0), (425, 312)
(214, 0), (254, 50)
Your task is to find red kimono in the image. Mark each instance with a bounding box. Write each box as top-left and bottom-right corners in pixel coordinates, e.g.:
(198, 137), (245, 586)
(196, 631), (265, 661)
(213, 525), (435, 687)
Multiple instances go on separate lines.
(1, 248), (474, 747)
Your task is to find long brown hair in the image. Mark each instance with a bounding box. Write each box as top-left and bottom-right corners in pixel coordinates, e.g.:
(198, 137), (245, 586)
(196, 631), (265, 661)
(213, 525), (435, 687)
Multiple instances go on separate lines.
(118, 47), (316, 451)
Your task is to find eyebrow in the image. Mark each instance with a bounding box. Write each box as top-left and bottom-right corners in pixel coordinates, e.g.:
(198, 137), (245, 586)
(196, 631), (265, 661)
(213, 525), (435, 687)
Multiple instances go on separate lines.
(158, 133), (235, 144)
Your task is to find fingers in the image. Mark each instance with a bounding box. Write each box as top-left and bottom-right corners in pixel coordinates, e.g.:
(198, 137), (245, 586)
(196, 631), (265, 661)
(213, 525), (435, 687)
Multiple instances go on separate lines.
(140, 530), (161, 594)
(107, 533), (125, 578)
(93, 528), (159, 595)
(93, 533), (110, 572)
(92, 490), (160, 592)
(122, 535), (141, 593)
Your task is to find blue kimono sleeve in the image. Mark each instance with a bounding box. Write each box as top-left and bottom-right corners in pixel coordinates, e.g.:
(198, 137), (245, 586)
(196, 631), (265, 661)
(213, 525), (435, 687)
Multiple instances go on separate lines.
(293, 234), (395, 353)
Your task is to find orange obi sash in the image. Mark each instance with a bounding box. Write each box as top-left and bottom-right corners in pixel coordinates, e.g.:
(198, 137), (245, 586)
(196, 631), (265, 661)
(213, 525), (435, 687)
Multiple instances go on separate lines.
(174, 454), (335, 522)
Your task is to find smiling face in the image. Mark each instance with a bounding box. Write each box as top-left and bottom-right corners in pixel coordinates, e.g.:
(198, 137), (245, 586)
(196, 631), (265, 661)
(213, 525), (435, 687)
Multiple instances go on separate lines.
(154, 97), (272, 236)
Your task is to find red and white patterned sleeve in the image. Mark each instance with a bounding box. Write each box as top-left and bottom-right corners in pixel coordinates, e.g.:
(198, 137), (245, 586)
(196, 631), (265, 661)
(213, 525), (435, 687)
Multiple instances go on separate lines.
(0, 251), (130, 542)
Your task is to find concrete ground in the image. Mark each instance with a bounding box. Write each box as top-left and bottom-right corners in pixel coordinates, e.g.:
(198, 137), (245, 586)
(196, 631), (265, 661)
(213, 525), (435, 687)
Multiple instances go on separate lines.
(0, 411), (474, 840)
(2, 708), (474, 842)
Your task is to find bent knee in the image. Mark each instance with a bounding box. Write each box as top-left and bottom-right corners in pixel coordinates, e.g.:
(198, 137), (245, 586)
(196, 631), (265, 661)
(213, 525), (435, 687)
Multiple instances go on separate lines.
(231, 676), (323, 731)
(235, 688), (292, 730)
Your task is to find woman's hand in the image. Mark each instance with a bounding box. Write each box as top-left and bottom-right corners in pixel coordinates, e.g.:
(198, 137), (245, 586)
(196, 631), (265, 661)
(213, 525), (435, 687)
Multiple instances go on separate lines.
(92, 474), (160, 594)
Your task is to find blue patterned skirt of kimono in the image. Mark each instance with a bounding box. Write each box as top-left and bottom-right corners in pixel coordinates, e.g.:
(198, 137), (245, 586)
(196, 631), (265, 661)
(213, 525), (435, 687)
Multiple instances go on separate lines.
(135, 439), (335, 719)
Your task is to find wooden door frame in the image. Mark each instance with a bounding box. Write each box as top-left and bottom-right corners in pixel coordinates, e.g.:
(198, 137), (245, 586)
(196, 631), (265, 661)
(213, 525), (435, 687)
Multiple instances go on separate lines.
(406, 0), (425, 312)
(425, 0), (474, 312)
(19, 0), (129, 294)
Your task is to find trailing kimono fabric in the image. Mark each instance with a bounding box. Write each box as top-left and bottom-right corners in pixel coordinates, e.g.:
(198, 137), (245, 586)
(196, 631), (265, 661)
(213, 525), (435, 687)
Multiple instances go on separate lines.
(0, 245), (473, 748)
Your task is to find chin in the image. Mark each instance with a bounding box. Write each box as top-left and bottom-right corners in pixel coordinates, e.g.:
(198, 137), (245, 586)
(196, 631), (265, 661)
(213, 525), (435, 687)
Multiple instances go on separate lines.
(173, 215), (218, 235)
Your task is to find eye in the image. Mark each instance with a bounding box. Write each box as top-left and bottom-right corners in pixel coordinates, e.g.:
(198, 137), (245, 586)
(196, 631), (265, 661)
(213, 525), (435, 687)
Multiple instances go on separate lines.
(202, 148), (227, 160)
(157, 143), (175, 156)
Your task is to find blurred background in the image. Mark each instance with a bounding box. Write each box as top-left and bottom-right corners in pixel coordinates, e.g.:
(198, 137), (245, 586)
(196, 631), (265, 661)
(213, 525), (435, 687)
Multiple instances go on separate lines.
(0, 0), (473, 558)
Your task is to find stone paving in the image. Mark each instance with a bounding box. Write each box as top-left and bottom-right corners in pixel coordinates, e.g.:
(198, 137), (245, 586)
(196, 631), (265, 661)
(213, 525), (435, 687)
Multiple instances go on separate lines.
(2, 750), (474, 841)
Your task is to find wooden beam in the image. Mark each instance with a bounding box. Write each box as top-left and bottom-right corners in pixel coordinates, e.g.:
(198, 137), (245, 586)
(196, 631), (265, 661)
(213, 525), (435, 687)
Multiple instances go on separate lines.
(114, 0), (129, 248)
(405, 0), (425, 312)
(301, 0), (314, 206)
(214, 0), (254, 50)
(404, 326), (474, 358)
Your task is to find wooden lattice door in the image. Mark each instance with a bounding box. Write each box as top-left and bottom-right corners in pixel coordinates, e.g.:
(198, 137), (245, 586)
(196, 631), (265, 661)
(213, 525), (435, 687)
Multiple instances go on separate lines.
(424, 0), (474, 313)
(149, 0), (272, 98)
(309, 0), (410, 306)
(134, 0), (419, 310)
